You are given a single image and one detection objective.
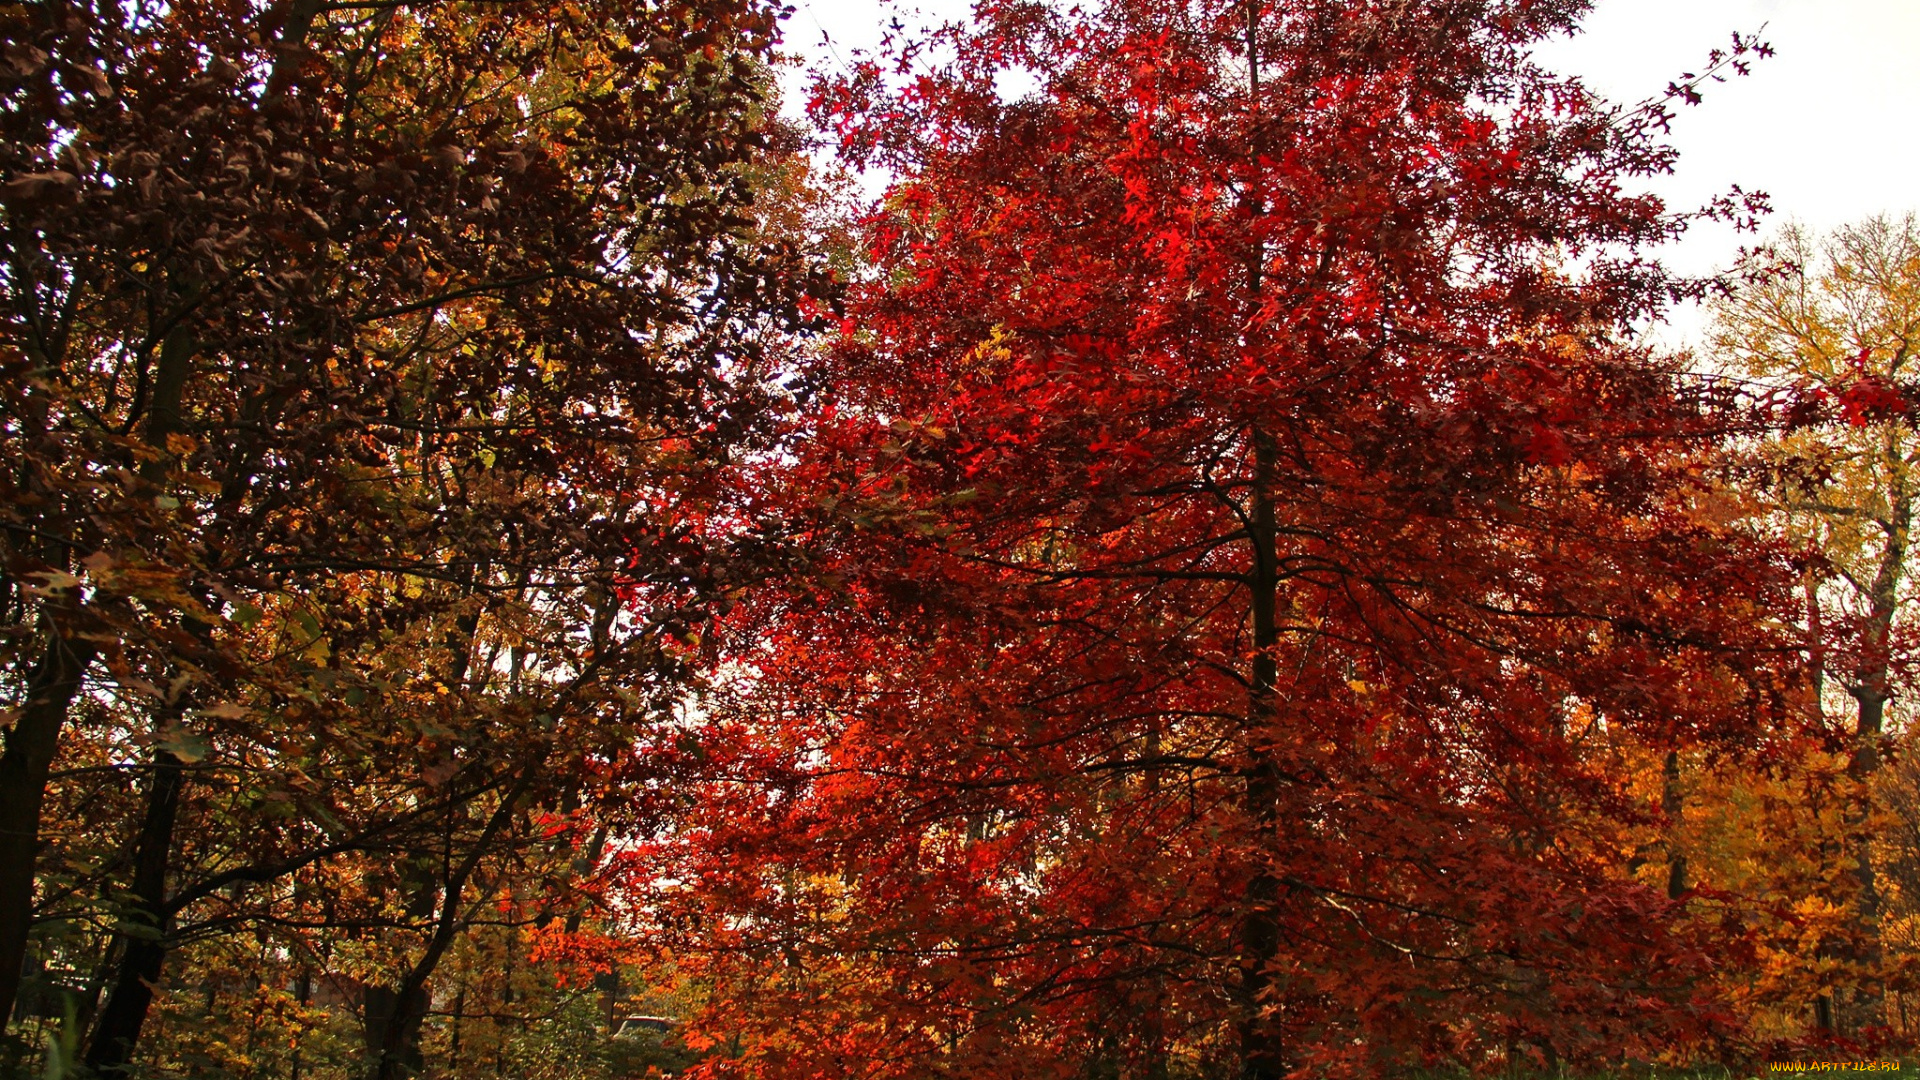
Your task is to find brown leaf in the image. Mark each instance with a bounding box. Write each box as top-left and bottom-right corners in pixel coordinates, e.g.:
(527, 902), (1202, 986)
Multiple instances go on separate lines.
(1, 170), (78, 204)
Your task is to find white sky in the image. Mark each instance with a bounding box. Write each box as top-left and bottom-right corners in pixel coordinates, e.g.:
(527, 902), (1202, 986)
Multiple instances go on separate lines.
(779, 0), (1920, 346)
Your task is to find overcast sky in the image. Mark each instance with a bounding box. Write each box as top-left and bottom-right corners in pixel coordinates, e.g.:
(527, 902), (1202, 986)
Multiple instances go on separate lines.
(777, 0), (1920, 344)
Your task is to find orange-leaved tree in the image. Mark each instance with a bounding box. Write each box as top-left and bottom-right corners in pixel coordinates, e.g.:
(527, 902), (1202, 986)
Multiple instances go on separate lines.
(0, 0), (827, 1075)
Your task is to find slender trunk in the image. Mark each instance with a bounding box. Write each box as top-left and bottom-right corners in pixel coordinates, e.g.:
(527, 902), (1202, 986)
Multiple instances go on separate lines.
(81, 322), (201, 1063)
(1850, 480), (1903, 786)
(82, 749), (186, 1077)
(494, 934), (511, 1078)
(242, 948), (266, 1079)
(1805, 561), (1830, 1029)
(1234, 7), (1286, 1074)
(1841, 480), (1906, 1023)
(448, 986), (465, 1072)
(292, 968), (313, 1080)
(365, 865), (440, 1080)
(0, 308), (195, 1025)
(0, 626), (99, 1023)
(68, 0), (327, 1040)
(1850, 674), (1888, 948)
(1235, 7), (1285, 1073)
(1139, 975), (1172, 1080)
(76, 927), (123, 1034)
(1239, 427), (1284, 1080)
(1846, 674), (1888, 1025)
(367, 775), (528, 1080)
(1804, 567), (1840, 1029)
(1661, 751), (1687, 899)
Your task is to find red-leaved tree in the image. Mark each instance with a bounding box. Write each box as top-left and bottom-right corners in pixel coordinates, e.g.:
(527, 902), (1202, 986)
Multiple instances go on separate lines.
(653, 1), (1797, 1076)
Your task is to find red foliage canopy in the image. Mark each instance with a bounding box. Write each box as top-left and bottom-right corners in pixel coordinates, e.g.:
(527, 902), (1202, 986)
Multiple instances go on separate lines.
(656, 1), (1798, 1075)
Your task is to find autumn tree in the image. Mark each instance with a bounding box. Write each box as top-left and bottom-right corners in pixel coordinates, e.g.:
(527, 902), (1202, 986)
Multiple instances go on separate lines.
(1, 0), (825, 1074)
(1712, 214), (1920, 1031)
(655, 1), (1795, 1077)
(1719, 217), (1920, 781)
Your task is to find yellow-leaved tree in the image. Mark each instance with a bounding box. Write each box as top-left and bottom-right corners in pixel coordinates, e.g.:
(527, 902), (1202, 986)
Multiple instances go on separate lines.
(1713, 214), (1920, 1035)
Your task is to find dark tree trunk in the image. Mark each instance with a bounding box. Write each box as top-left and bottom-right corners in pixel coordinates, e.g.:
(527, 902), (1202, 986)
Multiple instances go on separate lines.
(83, 750), (186, 1077)
(1850, 686), (1887, 930)
(365, 774), (529, 1080)
(0, 627), (99, 1024)
(1838, 479), (1904, 1027)
(1239, 424), (1284, 1080)
(448, 985), (465, 1073)
(292, 968), (313, 1080)
(364, 983), (431, 1080)
(1662, 751), (1688, 899)
(364, 865), (441, 1080)
(1235, 9), (1285, 1074)
(5, 300), (194, 1031)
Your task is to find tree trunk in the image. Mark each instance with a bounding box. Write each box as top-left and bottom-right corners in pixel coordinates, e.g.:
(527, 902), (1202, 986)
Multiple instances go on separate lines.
(1839, 482), (1907, 1025)
(366, 774), (529, 1080)
(0, 626), (99, 1024)
(292, 968), (313, 1080)
(1234, 6), (1285, 1075)
(1850, 682), (1888, 939)
(1, 304), (198, 1029)
(364, 982), (431, 1080)
(1239, 426), (1285, 1080)
(83, 749), (186, 1077)
(1662, 751), (1688, 899)
(448, 985), (465, 1073)
(365, 864), (440, 1080)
